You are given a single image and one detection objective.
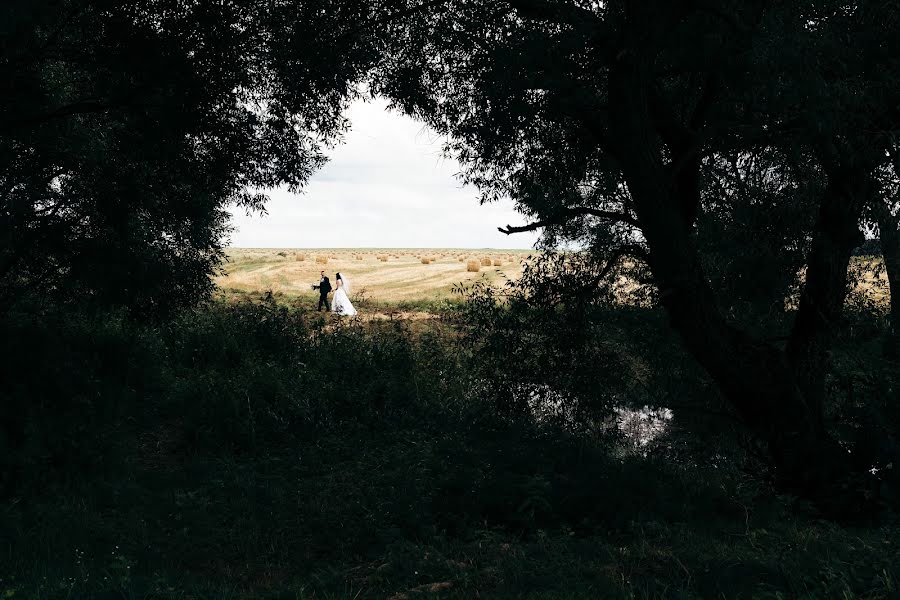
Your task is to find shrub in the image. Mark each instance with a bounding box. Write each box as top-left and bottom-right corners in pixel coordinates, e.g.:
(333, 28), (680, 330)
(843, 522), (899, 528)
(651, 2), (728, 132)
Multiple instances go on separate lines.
(0, 308), (164, 493)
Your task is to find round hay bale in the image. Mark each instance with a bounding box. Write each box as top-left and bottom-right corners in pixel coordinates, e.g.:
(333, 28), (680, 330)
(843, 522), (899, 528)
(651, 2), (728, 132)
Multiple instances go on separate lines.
(295, 253), (305, 262)
(467, 260), (481, 273)
(493, 259), (503, 266)
(480, 257), (492, 267)
(421, 257), (431, 264)
(315, 255), (328, 264)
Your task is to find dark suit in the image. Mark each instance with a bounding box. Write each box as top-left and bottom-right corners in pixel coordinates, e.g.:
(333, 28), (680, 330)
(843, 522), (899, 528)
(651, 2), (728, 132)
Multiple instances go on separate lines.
(314, 276), (332, 311)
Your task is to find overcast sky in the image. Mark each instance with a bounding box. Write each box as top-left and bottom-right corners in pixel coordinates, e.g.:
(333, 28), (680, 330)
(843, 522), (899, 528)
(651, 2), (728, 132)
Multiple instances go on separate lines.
(226, 98), (539, 249)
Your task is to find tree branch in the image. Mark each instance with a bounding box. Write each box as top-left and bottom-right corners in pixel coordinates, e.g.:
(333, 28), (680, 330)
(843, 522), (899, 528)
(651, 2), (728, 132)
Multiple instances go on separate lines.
(598, 243), (647, 273)
(498, 207), (640, 235)
(574, 243), (649, 296)
(24, 99), (112, 125)
(647, 85), (705, 229)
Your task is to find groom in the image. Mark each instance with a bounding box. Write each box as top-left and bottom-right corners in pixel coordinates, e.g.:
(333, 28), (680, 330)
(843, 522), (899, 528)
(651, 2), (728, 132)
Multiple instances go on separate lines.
(313, 270), (332, 311)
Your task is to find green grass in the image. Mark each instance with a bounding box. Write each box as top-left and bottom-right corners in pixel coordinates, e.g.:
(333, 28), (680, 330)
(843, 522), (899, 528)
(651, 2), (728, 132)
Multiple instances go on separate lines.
(4, 424), (897, 599)
(1, 299), (898, 599)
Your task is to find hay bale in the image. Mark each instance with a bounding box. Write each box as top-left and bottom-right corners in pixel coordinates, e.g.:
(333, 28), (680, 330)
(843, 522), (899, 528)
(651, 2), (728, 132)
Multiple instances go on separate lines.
(421, 257), (431, 264)
(457, 257), (465, 262)
(295, 253), (305, 262)
(315, 255), (328, 264)
(356, 255), (363, 260)
(467, 260), (481, 272)
(493, 259), (503, 266)
(480, 257), (492, 267)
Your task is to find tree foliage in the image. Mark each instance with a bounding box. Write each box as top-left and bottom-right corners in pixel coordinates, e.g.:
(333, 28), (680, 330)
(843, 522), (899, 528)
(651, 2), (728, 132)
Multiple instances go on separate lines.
(4, 0), (900, 516)
(371, 0), (900, 513)
(0, 0), (374, 315)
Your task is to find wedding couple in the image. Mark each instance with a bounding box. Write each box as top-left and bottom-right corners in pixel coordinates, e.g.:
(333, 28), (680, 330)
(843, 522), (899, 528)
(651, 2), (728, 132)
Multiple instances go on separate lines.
(313, 270), (357, 316)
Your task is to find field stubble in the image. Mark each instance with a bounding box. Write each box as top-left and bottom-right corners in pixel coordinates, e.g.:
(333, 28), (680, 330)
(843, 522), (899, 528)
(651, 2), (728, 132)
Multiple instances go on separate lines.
(215, 248), (532, 304)
(216, 250), (891, 315)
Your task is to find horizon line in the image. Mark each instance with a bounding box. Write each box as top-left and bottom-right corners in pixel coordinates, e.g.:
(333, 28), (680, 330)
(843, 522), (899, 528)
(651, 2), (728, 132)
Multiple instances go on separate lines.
(225, 246), (538, 251)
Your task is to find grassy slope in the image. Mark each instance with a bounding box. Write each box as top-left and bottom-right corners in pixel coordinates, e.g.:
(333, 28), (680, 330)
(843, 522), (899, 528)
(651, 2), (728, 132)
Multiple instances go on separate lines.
(6, 423), (897, 599)
(1, 300), (897, 599)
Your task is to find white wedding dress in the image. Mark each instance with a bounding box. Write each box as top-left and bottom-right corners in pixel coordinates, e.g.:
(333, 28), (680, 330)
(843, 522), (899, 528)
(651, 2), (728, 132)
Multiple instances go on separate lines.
(332, 276), (357, 316)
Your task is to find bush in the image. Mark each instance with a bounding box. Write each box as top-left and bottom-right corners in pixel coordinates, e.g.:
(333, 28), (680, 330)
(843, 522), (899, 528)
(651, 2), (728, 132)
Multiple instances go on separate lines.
(0, 307), (165, 493)
(2, 291), (898, 599)
(0, 298), (438, 494)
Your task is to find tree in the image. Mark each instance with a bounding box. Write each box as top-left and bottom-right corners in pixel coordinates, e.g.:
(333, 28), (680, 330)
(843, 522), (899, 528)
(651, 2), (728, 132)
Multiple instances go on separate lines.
(696, 150), (819, 323)
(873, 143), (900, 358)
(372, 0), (900, 514)
(0, 0), (374, 316)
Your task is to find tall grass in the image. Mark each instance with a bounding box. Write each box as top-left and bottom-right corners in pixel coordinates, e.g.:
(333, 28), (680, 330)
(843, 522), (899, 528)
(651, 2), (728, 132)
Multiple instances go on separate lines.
(1, 295), (898, 599)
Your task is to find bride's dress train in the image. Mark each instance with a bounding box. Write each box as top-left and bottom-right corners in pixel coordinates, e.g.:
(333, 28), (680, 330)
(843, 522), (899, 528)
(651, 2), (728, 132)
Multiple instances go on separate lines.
(332, 277), (357, 316)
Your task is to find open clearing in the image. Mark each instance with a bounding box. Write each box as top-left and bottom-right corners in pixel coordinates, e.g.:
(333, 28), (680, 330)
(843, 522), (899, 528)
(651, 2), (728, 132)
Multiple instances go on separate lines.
(215, 248), (534, 305)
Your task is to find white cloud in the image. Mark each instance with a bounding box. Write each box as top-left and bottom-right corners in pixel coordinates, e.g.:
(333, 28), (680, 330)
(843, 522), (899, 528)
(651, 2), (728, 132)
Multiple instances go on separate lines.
(226, 98), (539, 249)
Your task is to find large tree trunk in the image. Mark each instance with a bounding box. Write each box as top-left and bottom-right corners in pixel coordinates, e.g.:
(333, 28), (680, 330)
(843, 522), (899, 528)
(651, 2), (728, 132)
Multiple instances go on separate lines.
(786, 163), (871, 421)
(606, 53), (876, 517)
(875, 194), (900, 359)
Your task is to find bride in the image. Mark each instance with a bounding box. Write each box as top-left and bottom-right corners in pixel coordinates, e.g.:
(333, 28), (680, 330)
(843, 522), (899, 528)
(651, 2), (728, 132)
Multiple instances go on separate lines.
(331, 272), (357, 316)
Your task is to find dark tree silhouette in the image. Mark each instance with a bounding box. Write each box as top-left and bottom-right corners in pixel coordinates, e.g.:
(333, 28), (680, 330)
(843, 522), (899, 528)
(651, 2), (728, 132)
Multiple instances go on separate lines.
(0, 0), (374, 315)
(371, 0), (900, 514)
(3, 0), (898, 514)
(874, 144), (900, 358)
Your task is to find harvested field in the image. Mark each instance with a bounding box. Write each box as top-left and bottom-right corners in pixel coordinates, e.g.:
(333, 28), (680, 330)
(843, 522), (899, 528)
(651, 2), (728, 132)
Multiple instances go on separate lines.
(216, 248), (534, 303)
